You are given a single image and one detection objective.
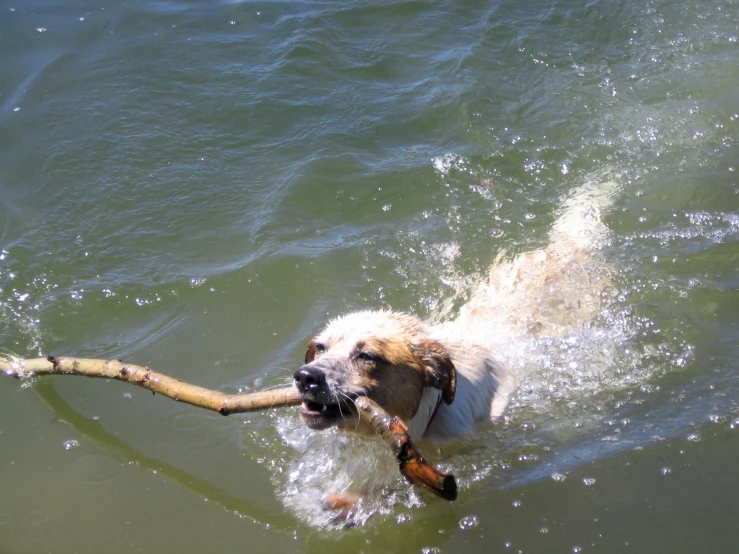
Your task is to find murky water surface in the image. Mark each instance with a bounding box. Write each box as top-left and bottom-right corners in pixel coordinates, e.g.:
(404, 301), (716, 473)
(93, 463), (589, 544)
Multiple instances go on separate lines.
(1, 0), (738, 551)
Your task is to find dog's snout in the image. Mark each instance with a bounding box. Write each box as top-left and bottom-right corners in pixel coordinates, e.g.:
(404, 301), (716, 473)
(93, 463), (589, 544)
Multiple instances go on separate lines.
(293, 365), (326, 393)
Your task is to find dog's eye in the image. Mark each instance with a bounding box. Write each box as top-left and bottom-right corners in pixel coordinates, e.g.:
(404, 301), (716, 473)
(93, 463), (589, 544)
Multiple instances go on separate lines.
(314, 343), (326, 354)
(356, 352), (376, 363)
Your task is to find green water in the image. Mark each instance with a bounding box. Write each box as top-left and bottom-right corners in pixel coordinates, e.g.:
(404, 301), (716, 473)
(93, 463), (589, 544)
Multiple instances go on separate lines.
(1, 0), (739, 551)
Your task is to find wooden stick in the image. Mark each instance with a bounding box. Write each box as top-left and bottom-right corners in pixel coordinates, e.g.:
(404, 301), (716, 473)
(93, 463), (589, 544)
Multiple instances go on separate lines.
(354, 396), (458, 501)
(2, 354), (457, 500)
(1, 355), (301, 415)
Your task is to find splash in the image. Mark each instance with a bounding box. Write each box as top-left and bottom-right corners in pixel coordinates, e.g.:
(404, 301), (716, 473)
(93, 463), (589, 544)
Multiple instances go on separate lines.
(274, 412), (426, 528)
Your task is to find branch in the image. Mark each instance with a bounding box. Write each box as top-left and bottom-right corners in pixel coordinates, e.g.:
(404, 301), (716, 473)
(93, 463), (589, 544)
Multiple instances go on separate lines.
(1, 355), (300, 415)
(2, 354), (457, 500)
(354, 396), (457, 501)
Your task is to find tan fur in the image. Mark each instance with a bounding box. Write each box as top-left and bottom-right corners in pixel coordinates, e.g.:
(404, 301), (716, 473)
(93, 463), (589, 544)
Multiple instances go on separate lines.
(300, 312), (455, 428)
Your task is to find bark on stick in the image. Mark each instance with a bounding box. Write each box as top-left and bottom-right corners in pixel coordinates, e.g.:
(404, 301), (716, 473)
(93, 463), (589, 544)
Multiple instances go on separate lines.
(1, 355), (300, 415)
(354, 396), (458, 501)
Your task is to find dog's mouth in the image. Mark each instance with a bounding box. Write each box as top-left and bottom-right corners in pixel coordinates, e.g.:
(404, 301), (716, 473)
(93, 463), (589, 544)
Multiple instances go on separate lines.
(299, 399), (354, 430)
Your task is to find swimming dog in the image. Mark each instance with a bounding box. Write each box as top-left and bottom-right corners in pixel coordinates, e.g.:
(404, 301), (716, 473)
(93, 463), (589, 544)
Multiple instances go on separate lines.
(293, 181), (616, 444)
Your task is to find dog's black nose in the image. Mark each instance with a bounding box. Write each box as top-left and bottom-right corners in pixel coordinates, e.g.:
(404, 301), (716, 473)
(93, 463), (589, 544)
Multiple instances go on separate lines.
(293, 365), (326, 393)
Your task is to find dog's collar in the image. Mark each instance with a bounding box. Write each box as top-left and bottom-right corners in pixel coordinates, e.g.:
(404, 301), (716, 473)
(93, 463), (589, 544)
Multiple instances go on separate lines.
(427, 389), (444, 427)
(407, 387), (444, 440)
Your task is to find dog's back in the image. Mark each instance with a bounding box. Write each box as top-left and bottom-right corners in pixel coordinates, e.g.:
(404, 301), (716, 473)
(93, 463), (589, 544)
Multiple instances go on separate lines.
(439, 180), (617, 346)
(426, 180), (618, 437)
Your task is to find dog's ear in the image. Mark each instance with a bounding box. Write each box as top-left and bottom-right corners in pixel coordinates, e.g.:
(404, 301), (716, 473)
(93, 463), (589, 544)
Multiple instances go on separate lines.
(412, 340), (457, 405)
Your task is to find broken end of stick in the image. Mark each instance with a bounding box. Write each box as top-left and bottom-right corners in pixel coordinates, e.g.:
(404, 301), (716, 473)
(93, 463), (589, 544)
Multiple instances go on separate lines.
(353, 397), (458, 501)
(400, 457), (458, 501)
(390, 415), (457, 500)
(440, 473), (458, 501)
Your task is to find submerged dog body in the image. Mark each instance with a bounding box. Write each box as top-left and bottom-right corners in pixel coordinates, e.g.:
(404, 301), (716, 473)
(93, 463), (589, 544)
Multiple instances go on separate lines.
(293, 181), (616, 442)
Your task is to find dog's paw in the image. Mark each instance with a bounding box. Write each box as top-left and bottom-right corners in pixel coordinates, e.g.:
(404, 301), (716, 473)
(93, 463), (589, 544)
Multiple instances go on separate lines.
(322, 491), (363, 522)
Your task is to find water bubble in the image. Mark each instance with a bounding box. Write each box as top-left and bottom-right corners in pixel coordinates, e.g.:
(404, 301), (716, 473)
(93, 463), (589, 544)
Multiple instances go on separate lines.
(421, 548), (441, 554)
(686, 433), (701, 442)
(582, 478), (596, 486)
(63, 440), (80, 451)
(661, 467), (672, 475)
(459, 515), (479, 529)
(517, 453), (539, 463)
(540, 527), (549, 534)
(396, 513), (412, 524)
(572, 547), (583, 553)
(551, 472), (567, 482)
(512, 500), (522, 508)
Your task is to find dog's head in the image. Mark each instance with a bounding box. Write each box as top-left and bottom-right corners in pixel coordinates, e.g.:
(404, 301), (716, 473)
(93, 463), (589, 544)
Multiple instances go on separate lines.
(293, 310), (456, 431)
